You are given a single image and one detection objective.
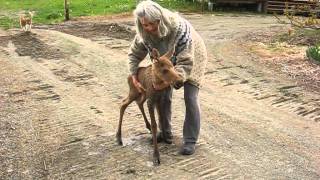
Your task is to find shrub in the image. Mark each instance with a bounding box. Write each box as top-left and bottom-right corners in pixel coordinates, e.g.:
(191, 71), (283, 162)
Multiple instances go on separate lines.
(306, 45), (320, 63)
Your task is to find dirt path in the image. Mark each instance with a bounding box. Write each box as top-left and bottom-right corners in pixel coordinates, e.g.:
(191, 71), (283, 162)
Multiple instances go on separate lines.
(0, 14), (319, 179)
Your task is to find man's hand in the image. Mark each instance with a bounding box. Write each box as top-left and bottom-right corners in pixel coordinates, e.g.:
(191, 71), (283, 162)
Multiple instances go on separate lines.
(173, 79), (184, 90)
(132, 75), (145, 93)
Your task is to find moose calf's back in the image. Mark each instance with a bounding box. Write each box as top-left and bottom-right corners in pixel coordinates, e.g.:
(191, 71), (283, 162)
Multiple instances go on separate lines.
(137, 66), (157, 97)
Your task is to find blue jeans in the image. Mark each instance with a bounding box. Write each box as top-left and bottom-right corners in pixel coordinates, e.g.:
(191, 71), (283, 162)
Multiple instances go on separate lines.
(158, 81), (200, 143)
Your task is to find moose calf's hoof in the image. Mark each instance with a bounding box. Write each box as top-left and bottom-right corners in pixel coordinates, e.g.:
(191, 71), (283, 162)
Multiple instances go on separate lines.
(116, 136), (123, 146)
(153, 158), (160, 166)
(117, 140), (123, 146)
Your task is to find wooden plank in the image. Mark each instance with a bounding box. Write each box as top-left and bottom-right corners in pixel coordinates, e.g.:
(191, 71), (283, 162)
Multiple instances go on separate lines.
(213, 0), (268, 12)
(267, 0), (319, 13)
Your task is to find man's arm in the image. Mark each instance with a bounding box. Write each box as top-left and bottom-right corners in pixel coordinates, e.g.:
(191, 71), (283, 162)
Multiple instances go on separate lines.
(174, 42), (194, 89)
(128, 35), (148, 92)
(128, 35), (148, 75)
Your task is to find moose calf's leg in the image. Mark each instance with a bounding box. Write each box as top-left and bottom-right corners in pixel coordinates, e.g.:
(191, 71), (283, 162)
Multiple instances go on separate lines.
(136, 101), (151, 132)
(117, 97), (134, 145)
(147, 99), (160, 166)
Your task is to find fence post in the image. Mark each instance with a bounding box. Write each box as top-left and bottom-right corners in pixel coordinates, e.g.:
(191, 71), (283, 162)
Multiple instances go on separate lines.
(64, 0), (70, 21)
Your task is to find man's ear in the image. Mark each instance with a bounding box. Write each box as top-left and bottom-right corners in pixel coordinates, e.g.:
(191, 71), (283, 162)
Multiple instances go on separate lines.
(152, 48), (160, 59)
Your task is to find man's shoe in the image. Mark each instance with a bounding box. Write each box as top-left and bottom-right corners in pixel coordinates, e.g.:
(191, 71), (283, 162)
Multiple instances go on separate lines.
(179, 142), (195, 155)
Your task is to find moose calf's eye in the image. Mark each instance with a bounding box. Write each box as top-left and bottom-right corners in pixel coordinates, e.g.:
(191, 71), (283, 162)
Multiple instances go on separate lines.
(162, 69), (168, 74)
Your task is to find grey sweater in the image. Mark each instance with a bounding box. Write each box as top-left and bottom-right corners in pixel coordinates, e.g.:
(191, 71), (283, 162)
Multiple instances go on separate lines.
(128, 13), (207, 87)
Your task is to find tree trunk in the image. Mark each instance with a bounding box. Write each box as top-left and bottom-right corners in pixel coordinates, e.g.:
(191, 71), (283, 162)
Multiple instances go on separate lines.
(64, 0), (70, 21)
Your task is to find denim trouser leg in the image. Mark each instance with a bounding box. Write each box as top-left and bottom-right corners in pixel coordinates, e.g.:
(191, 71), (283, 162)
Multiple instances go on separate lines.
(158, 87), (173, 135)
(158, 82), (200, 143)
(183, 82), (200, 144)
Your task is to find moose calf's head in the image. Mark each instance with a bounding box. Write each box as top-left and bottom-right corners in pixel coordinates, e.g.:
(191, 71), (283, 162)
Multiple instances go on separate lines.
(151, 48), (182, 84)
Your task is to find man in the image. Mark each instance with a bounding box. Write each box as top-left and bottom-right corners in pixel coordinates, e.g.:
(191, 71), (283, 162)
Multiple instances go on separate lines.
(128, 0), (207, 155)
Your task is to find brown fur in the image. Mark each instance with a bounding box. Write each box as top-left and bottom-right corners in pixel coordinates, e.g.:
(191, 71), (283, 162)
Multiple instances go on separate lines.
(116, 48), (182, 166)
(20, 12), (33, 31)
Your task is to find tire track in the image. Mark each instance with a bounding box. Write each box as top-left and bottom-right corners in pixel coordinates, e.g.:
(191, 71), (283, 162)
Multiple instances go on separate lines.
(206, 42), (320, 123)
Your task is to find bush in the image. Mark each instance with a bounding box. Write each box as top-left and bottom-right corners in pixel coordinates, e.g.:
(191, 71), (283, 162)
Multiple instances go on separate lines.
(46, 12), (63, 20)
(306, 45), (320, 63)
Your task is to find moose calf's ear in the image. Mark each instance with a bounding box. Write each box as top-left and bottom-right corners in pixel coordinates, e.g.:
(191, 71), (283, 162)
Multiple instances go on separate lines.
(152, 48), (160, 59)
(164, 46), (175, 59)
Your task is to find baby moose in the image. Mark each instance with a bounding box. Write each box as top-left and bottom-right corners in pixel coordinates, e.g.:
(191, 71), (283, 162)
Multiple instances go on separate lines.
(117, 48), (182, 166)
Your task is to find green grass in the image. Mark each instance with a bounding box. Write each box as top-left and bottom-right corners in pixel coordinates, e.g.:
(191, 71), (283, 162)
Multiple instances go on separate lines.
(0, 0), (200, 29)
(0, 15), (19, 29)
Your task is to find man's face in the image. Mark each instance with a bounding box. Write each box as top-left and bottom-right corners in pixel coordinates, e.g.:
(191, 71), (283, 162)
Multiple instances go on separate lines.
(139, 17), (159, 36)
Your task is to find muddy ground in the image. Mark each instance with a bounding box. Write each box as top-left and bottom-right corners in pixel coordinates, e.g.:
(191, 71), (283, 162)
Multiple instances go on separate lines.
(0, 13), (319, 179)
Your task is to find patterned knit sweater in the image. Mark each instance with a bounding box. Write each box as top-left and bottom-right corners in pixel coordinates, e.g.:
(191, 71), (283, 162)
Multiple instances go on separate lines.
(128, 13), (207, 87)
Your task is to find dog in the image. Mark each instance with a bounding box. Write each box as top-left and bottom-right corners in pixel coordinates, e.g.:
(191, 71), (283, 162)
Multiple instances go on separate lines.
(20, 11), (34, 31)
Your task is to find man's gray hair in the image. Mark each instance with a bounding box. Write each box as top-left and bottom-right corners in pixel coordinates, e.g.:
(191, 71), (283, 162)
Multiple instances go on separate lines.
(134, 0), (173, 39)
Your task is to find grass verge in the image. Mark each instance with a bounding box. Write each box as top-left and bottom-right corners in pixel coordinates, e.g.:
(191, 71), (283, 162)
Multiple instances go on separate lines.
(0, 0), (200, 29)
